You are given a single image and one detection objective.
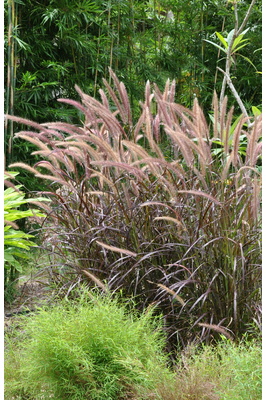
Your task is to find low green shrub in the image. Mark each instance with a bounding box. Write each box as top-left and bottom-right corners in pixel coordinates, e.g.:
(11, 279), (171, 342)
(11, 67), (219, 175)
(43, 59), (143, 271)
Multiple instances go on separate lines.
(4, 289), (174, 400)
(216, 338), (262, 400)
(5, 304), (261, 400)
(155, 338), (262, 400)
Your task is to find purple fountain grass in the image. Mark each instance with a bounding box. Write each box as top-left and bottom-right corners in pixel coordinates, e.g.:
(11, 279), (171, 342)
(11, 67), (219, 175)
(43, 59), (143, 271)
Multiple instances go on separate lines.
(5, 70), (262, 351)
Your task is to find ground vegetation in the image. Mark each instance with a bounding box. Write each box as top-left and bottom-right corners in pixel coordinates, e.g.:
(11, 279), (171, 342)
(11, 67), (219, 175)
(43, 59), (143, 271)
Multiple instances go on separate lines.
(4, 1), (262, 398)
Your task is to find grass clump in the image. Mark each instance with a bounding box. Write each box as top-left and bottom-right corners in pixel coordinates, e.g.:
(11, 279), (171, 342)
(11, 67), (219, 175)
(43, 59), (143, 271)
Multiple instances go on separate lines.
(215, 339), (262, 400)
(6, 70), (262, 350)
(155, 338), (262, 400)
(4, 289), (174, 400)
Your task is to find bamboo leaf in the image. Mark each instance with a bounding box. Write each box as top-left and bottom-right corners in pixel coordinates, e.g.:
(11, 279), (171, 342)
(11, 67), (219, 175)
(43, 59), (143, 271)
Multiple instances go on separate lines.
(203, 39), (227, 54)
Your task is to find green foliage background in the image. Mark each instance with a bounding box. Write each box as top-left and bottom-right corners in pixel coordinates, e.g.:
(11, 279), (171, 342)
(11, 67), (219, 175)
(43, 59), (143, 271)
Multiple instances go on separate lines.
(4, 0), (262, 177)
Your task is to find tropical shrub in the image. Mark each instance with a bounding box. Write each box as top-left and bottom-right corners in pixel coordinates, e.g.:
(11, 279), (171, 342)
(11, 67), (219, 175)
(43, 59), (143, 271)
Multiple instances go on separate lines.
(6, 70), (262, 350)
(4, 171), (49, 300)
(5, 302), (262, 400)
(4, 290), (174, 400)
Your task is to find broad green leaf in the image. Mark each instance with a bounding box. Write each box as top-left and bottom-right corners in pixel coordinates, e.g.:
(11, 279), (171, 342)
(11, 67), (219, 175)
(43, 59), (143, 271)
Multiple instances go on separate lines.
(252, 106), (261, 117)
(4, 187), (22, 195)
(211, 148), (223, 156)
(4, 171), (19, 180)
(238, 55), (257, 70)
(4, 174), (48, 270)
(212, 139), (224, 146)
(204, 39), (227, 54)
(241, 27), (250, 36)
(215, 32), (228, 48)
(4, 230), (35, 240)
(229, 114), (243, 136)
(232, 34), (244, 48)
(4, 240), (36, 250)
(208, 113), (221, 134)
(4, 232), (34, 240)
(4, 255), (23, 272)
(5, 247), (30, 260)
(5, 210), (39, 221)
(27, 197), (50, 203)
(4, 227), (36, 250)
(239, 134), (248, 141)
(5, 209), (46, 221)
(226, 29), (235, 47)
(4, 190), (24, 199)
(232, 36), (249, 51)
(4, 253), (17, 264)
(233, 42), (249, 53)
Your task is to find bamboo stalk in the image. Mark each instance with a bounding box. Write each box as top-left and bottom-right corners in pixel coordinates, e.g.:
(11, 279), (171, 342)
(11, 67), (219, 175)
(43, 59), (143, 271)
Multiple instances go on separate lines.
(200, 0), (204, 83)
(107, 0), (113, 83)
(5, 0), (16, 164)
(115, 3), (120, 71)
(5, 0), (12, 153)
(93, 27), (101, 97)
